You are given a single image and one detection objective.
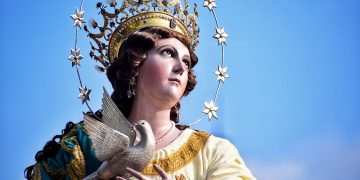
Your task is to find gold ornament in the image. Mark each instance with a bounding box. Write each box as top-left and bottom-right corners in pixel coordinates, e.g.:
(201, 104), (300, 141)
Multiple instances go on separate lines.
(84, 0), (200, 68)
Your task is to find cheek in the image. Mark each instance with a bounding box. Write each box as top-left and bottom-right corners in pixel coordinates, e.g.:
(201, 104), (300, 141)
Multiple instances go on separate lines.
(138, 57), (170, 83)
(181, 74), (189, 91)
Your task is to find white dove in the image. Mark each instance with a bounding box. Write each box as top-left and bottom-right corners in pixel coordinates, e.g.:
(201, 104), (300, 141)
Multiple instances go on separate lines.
(83, 88), (155, 179)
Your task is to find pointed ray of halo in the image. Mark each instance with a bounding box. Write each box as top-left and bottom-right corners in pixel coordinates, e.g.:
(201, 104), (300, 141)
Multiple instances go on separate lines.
(189, 1), (227, 126)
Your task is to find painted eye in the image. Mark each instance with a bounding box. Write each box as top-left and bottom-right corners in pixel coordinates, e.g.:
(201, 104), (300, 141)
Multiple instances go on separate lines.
(182, 59), (190, 69)
(161, 49), (174, 57)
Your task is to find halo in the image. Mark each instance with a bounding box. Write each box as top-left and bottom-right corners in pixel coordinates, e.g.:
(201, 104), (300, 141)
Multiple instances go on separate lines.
(67, 0), (229, 125)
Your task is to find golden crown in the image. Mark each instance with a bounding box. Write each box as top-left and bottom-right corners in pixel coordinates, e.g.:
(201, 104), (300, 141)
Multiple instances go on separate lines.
(84, 0), (200, 68)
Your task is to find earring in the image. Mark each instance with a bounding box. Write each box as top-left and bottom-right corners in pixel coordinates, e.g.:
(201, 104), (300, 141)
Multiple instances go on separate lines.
(174, 105), (180, 121)
(127, 76), (136, 98)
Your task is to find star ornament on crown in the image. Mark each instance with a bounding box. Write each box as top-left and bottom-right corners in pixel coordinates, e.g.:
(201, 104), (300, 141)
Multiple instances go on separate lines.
(68, 0), (231, 125)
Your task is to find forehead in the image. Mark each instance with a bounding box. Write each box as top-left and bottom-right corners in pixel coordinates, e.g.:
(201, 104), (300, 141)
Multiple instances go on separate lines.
(155, 38), (190, 56)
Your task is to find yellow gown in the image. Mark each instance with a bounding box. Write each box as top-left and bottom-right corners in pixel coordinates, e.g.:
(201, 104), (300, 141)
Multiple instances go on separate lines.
(140, 128), (256, 180)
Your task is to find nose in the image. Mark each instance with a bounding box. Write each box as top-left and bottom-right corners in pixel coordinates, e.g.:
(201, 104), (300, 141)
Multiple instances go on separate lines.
(172, 60), (185, 76)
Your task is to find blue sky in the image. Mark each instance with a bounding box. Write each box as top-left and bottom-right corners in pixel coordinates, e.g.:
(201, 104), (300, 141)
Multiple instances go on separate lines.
(1, 0), (359, 179)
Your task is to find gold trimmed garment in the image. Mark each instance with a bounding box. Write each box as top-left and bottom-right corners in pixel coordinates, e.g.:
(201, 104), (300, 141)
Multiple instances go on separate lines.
(30, 124), (255, 180)
(30, 123), (101, 180)
(137, 128), (256, 180)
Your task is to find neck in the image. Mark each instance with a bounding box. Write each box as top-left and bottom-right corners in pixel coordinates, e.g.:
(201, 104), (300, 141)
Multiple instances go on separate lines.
(128, 95), (174, 140)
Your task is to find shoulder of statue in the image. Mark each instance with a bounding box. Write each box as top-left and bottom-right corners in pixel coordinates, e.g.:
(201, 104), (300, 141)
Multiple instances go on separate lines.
(141, 128), (211, 175)
(59, 121), (83, 152)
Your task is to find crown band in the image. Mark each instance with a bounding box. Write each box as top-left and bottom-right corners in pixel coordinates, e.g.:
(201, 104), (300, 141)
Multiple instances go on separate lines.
(85, 0), (199, 68)
(109, 12), (189, 63)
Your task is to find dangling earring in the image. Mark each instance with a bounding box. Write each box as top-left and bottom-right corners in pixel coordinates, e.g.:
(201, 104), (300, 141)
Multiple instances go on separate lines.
(127, 76), (136, 98)
(175, 105), (180, 121)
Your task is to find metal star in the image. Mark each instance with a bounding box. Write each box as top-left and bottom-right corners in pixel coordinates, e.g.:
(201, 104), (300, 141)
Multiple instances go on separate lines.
(215, 65), (229, 83)
(203, 0), (217, 10)
(78, 86), (91, 104)
(68, 48), (84, 67)
(203, 100), (218, 120)
(213, 27), (229, 45)
(70, 8), (85, 28)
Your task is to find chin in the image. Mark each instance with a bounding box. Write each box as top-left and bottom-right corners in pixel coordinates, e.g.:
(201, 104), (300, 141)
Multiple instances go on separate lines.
(160, 88), (183, 102)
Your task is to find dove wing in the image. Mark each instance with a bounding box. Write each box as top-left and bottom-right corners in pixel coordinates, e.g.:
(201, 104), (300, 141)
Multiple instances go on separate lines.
(84, 115), (130, 162)
(102, 87), (137, 145)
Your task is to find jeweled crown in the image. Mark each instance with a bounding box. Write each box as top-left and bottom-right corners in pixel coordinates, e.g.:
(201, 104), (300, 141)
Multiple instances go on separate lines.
(84, 0), (200, 69)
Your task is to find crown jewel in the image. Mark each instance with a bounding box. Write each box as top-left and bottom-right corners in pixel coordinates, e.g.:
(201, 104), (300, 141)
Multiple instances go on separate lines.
(84, 0), (200, 69)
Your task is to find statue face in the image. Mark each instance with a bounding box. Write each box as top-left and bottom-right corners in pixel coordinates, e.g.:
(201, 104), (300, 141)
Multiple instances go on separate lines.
(136, 38), (191, 108)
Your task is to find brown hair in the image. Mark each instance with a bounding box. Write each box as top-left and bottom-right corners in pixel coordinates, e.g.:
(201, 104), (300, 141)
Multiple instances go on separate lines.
(107, 26), (198, 124)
